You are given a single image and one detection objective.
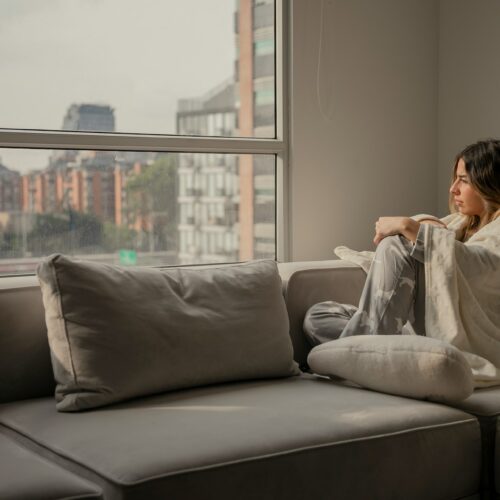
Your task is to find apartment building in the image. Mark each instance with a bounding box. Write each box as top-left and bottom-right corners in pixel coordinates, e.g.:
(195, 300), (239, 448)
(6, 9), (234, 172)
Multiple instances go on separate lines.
(20, 152), (114, 219)
(0, 162), (21, 213)
(176, 0), (276, 265)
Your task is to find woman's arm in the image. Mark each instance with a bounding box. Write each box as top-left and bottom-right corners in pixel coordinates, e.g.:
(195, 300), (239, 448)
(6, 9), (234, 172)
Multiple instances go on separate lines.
(374, 216), (421, 245)
(410, 214), (448, 227)
(416, 217), (448, 227)
(421, 223), (500, 284)
(400, 218), (421, 243)
(374, 217), (446, 245)
(403, 218), (448, 242)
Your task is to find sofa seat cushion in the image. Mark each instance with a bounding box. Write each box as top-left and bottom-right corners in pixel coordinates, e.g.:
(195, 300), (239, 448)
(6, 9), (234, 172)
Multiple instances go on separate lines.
(0, 432), (102, 500)
(0, 374), (480, 500)
(451, 386), (500, 418)
(497, 419), (500, 494)
(448, 386), (500, 495)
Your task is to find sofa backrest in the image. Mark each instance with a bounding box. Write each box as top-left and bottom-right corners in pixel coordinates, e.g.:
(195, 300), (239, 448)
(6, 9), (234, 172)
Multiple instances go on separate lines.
(278, 261), (366, 369)
(0, 279), (55, 403)
(0, 261), (367, 404)
(2, 264), (307, 405)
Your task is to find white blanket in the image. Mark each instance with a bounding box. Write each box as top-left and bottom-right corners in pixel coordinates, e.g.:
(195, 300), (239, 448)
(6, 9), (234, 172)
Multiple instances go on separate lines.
(334, 213), (500, 387)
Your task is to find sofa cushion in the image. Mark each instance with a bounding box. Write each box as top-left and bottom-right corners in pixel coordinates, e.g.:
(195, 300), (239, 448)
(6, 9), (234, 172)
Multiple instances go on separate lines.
(0, 283), (55, 404)
(0, 374), (480, 500)
(448, 386), (500, 496)
(307, 335), (474, 403)
(497, 419), (500, 494)
(0, 432), (102, 499)
(37, 254), (299, 411)
(450, 386), (500, 418)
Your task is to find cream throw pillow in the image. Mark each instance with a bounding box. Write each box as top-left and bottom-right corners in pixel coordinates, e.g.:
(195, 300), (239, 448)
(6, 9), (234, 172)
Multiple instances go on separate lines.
(307, 335), (473, 403)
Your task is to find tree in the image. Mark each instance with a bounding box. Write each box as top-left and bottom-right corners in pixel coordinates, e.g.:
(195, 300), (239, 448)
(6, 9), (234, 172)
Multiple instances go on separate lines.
(125, 156), (178, 252)
(0, 230), (22, 258)
(102, 222), (138, 253)
(28, 211), (103, 255)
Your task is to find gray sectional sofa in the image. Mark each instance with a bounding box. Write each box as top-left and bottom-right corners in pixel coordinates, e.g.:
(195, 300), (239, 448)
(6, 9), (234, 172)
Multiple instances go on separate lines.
(1, 259), (500, 500)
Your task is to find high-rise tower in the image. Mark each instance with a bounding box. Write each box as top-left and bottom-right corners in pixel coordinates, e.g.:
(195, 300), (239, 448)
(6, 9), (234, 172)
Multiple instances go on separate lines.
(62, 104), (115, 132)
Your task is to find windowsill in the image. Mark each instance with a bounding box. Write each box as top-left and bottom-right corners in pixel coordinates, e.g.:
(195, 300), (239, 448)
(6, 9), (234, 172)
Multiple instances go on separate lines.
(0, 274), (40, 290)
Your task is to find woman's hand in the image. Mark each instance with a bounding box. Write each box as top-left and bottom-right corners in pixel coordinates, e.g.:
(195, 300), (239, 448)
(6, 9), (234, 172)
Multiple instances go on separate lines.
(373, 217), (420, 245)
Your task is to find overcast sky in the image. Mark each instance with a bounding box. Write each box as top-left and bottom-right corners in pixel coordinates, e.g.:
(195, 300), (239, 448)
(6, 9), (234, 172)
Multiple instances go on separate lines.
(0, 0), (235, 173)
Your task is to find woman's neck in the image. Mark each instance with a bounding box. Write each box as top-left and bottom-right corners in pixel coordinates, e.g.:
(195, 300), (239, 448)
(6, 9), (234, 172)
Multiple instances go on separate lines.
(478, 211), (491, 230)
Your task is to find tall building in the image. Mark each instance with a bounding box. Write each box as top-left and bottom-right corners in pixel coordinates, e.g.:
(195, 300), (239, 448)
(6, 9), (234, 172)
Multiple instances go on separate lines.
(177, 80), (239, 264)
(177, 78), (236, 137)
(20, 170), (49, 214)
(114, 160), (147, 230)
(0, 161), (21, 213)
(0, 161), (26, 255)
(62, 104), (115, 132)
(236, 0), (275, 260)
(176, 0), (276, 264)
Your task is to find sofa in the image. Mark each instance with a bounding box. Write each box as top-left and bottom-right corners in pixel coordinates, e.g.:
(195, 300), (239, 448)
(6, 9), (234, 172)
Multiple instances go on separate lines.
(1, 259), (499, 500)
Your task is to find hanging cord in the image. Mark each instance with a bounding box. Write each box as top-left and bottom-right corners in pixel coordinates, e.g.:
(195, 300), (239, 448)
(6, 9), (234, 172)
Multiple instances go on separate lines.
(316, 0), (335, 122)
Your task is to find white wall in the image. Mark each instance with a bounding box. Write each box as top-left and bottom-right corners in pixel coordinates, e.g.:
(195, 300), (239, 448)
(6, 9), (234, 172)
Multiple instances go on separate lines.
(289, 0), (439, 260)
(437, 0), (500, 215)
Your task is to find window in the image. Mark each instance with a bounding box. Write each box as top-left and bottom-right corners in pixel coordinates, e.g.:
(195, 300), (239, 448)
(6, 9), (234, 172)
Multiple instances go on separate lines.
(0, 0), (287, 275)
(255, 39), (275, 56)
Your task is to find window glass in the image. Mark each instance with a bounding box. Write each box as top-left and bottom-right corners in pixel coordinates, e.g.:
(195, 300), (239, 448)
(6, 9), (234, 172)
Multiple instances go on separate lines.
(0, 0), (275, 138)
(0, 148), (275, 275)
(255, 39), (275, 55)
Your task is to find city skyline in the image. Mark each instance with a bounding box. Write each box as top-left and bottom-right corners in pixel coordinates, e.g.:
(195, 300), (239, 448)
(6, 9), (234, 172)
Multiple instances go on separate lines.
(0, 0), (277, 274)
(0, 0), (235, 173)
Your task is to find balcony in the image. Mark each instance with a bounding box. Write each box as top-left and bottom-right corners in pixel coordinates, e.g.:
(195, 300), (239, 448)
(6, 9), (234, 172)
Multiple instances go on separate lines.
(184, 188), (204, 197)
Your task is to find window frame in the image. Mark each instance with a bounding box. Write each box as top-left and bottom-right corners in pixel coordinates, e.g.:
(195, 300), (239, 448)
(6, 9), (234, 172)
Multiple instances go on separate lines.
(0, 0), (289, 266)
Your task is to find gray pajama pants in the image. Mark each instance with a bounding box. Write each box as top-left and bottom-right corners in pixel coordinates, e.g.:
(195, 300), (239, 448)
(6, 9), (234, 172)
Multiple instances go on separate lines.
(304, 234), (426, 346)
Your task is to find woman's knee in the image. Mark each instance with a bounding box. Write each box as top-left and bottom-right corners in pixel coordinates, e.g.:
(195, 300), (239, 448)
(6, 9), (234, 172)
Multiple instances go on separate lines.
(303, 301), (357, 345)
(375, 234), (412, 257)
(372, 235), (416, 277)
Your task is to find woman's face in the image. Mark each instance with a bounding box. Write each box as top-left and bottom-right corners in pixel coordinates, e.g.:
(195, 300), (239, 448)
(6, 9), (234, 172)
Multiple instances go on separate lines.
(450, 158), (487, 218)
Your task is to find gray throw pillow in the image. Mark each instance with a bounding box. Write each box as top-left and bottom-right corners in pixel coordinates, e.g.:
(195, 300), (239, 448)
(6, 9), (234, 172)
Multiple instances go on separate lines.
(37, 255), (299, 412)
(307, 335), (474, 403)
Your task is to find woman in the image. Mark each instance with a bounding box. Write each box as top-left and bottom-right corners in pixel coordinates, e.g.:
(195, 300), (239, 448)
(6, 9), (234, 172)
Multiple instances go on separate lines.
(304, 139), (500, 387)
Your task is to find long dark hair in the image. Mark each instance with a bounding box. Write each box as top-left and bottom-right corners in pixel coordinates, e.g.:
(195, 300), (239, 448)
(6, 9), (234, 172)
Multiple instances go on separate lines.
(448, 139), (500, 242)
